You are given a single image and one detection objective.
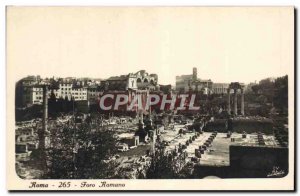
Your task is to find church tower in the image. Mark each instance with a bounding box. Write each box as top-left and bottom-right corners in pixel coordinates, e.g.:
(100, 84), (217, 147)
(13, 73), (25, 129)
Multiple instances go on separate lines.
(193, 67), (197, 81)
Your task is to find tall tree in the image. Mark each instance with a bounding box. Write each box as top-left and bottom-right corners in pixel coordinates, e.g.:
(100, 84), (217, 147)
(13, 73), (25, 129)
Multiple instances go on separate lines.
(46, 120), (117, 179)
(57, 96), (64, 113)
(144, 146), (188, 179)
(273, 75), (288, 114)
(48, 90), (57, 117)
(63, 96), (69, 112)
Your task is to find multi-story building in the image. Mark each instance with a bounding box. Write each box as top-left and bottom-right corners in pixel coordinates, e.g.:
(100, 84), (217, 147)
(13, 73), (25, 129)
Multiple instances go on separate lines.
(22, 85), (44, 105)
(87, 85), (103, 104)
(71, 86), (88, 101)
(16, 76), (43, 107)
(51, 82), (87, 101)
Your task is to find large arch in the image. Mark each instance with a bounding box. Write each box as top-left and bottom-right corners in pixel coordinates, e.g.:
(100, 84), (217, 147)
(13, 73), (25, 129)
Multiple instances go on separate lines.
(137, 78), (142, 83)
(150, 79), (155, 85)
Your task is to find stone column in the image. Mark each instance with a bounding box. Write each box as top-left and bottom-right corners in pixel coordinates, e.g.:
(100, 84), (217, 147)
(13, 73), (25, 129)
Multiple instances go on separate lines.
(234, 89), (237, 116)
(152, 130), (156, 156)
(241, 88), (245, 115)
(227, 88), (231, 114)
(40, 85), (48, 150)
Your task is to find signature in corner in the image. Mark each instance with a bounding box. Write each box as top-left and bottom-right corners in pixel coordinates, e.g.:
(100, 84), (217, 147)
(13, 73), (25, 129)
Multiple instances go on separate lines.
(267, 166), (285, 177)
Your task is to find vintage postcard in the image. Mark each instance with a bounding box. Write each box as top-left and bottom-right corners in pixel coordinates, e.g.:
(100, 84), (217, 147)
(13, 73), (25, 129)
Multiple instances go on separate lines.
(6, 6), (295, 191)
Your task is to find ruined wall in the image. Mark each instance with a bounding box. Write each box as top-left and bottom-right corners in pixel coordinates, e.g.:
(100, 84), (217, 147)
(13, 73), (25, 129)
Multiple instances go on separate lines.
(231, 119), (273, 134)
(204, 118), (273, 134)
(203, 119), (228, 132)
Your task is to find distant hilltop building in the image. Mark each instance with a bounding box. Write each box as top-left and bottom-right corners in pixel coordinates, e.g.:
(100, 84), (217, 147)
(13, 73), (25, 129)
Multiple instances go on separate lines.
(175, 67), (213, 94)
(175, 67), (236, 95)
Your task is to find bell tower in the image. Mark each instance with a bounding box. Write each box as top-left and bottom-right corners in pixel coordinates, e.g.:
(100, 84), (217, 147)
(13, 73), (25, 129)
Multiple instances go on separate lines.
(193, 67), (197, 81)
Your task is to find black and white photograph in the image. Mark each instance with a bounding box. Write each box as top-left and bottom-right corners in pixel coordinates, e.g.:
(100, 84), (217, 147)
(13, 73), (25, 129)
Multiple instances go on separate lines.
(6, 6), (295, 191)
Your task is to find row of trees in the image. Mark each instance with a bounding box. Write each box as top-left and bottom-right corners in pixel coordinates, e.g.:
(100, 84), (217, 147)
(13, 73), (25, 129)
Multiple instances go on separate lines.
(249, 75), (288, 115)
(15, 91), (77, 121)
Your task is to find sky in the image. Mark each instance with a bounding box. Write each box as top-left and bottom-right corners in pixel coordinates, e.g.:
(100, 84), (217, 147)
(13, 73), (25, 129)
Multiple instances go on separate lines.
(7, 7), (294, 85)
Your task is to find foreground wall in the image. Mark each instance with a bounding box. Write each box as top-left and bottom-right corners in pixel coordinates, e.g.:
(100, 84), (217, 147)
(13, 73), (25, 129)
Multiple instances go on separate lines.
(230, 145), (288, 177)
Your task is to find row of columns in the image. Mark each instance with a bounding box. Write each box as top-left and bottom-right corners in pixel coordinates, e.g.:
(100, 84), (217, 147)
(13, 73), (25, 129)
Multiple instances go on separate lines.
(227, 88), (244, 116)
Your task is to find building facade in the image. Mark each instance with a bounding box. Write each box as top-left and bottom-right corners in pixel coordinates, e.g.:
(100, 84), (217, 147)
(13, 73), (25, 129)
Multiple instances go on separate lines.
(21, 85), (44, 105)
(212, 83), (230, 94)
(104, 70), (158, 91)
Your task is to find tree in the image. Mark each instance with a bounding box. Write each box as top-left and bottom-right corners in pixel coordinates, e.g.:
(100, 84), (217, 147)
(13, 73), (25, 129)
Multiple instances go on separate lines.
(144, 147), (189, 179)
(259, 78), (275, 103)
(46, 118), (117, 179)
(48, 90), (57, 117)
(68, 96), (75, 113)
(251, 85), (260, 95)
(63, 96), (69, 112)
(57, 96), (65, 113)
(273, 75), (288, 114)
(73, 130), (117, 178)
(145, 148), (178, 179)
